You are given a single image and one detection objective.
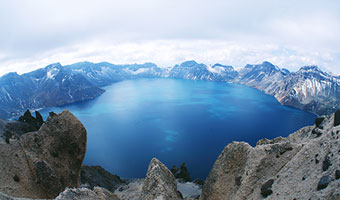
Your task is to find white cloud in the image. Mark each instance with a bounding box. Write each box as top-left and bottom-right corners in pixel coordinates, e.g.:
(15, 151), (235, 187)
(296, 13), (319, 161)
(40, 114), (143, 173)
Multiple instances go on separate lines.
(2, 39), (339, 76)
(0, 0), (339, 76)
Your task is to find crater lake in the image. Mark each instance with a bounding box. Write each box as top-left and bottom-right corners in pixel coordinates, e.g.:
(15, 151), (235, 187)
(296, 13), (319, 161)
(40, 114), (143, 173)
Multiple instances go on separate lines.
(39, 78), (316, 179)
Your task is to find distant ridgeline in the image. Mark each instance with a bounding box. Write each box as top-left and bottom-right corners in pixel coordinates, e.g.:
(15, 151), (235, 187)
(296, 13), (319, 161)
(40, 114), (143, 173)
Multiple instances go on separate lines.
(0, 61), (339, 118)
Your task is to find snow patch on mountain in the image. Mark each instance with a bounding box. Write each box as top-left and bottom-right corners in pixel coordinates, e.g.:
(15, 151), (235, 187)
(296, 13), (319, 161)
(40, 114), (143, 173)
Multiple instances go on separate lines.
(46, 67), (59, 80)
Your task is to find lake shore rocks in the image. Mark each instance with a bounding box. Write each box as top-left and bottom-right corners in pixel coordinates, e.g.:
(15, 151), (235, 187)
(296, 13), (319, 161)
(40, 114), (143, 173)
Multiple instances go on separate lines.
(200, 110), (340, 200)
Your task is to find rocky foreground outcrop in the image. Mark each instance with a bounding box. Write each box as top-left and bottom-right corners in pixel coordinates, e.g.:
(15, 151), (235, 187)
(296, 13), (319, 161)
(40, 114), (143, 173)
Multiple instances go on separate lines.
(2, 109), (340, 199)
(141, 158), (182, 200)
(0, 187), (119, 200)
(200, 111), (340, 200)
(80, 165), (125, 192)
(0, 110), (87, 199)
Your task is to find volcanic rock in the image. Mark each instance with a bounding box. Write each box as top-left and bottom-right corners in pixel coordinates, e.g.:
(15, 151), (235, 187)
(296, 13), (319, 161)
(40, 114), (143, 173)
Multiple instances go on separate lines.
(200, 111), (340, 200)
(80, 165), (125, 192)
(0, 110), (87, 199)
(140, 158), (181, 200)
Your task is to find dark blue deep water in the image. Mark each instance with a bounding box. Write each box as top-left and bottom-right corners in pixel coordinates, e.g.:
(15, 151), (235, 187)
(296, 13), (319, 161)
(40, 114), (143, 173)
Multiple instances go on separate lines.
(40, 78), (316, 179)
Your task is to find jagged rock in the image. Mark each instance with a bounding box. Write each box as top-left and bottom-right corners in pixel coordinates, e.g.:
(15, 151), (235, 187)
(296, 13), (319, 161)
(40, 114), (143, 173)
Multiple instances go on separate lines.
(35, 111), (44, 127)
(114, 179), (144, 200)
(3, 110), (45, 139)
(256, 136), (287, 145)
(200, 111), (340, 200)
(141, 158), (181, 200)
(317, 176), (332, 190)
(335, 110), (340, 126)
(80, 165), (125, 192)
(18, 109), (44, 130)
(0, 110), (87, 199)
(55, 187), (120, 200)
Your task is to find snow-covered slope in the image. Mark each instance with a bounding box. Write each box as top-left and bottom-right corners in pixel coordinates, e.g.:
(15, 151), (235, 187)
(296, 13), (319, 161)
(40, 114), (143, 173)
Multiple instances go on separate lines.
(66, 62), (162, 87)
(234, 63), (340, 115)
(166, 60), (238, 82)
(0, 60), (338, 118)
(0, 63), (104, 118)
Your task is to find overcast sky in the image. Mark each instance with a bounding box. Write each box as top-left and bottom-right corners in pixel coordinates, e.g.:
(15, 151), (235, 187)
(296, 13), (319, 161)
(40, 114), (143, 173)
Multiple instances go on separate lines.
(0, 0), (339, 76)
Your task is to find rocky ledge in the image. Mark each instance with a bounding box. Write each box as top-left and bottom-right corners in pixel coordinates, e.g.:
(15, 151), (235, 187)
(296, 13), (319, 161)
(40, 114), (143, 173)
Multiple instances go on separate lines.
(200, 110), (340, 200)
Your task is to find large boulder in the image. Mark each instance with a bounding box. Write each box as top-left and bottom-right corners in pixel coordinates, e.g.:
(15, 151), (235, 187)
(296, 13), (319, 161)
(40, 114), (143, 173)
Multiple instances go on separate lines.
(0, 110), (87, 199)
(200, 111), (340, 200)
(140, 158), (181, 200)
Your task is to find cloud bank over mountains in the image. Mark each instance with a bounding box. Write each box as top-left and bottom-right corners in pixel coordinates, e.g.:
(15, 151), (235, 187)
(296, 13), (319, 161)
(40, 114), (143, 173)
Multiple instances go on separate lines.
(0, 0), (339, 75)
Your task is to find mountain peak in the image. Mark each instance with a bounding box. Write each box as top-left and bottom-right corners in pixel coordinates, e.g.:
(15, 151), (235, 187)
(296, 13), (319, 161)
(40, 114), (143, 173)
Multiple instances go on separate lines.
(45, 62), (63, 70)
(244, 61), (279, 72)
(261, 61), (280, 71)
(180, 60), (198, 67)
(299, 65), (321, 72)
(0, 72), (19, 79)
(261, 61), (274, 66)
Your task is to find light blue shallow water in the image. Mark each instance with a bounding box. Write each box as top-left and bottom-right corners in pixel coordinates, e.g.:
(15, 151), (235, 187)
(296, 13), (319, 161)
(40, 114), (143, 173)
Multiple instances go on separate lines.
(39, 78), (316, 179)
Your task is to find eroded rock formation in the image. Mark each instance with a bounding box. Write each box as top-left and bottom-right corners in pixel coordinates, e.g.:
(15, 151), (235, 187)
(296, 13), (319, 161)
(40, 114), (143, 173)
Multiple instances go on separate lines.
(0, 110), (87, 199)
(200, 110), (340, 200)
(141, 158), (182, 200)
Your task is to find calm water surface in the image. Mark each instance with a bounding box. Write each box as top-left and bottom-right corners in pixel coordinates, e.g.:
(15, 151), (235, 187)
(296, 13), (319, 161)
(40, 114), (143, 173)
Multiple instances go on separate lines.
(40, 78), (316, 179)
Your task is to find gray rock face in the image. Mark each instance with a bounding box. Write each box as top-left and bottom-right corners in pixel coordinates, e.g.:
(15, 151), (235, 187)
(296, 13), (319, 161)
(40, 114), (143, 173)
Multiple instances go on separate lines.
(0, 187), (120, 200)
(141, 158), (181, 200)
(80, 165), (125, 192)
(200, 111), (340, 200)
(55, 187), (120, 200)
(0, 110), (87, 199)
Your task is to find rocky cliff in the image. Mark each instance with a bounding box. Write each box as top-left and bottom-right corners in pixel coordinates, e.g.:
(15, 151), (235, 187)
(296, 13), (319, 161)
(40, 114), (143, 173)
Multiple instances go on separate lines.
(200, 110), (340, 200)
(0, 110), (87, 199)
(236, 63), (340, 115)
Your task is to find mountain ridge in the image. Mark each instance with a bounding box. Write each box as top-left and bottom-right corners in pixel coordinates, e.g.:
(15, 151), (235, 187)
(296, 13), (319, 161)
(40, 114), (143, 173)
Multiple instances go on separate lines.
(0, 60), (339, 118)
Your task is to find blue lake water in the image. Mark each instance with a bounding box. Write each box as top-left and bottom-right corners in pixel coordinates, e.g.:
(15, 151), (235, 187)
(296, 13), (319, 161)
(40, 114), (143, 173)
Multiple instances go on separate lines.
(39, 78), (316, 179)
